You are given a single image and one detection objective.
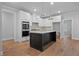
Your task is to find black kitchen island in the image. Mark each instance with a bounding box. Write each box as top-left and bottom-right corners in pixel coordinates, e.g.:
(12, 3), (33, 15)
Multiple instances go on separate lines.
(30, 31), (56, 51)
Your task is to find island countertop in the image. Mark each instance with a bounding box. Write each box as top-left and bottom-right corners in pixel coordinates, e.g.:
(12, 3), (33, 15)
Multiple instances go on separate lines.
(30, 30), (56, 33)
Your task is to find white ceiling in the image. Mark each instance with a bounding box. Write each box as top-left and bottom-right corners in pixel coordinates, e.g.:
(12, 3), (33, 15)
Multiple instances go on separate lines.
(1, 2), (79, 17)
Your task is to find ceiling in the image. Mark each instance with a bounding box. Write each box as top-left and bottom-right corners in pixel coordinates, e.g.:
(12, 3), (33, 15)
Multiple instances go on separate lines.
(1, 2), (79, 17)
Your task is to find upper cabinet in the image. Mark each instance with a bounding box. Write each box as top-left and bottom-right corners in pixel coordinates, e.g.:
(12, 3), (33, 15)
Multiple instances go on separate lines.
(39, 15), (62, 26)
(32, 14), (42, 22)
(53, 15), (61, 22)
(39, 19), (53, 26)
(48, 15), (61, 22)
(19, 10), (31, 21)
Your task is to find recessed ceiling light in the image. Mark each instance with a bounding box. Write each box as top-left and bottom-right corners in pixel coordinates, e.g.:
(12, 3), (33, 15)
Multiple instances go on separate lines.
(58, 11), (61, 13)
(50, 2), (54, 5)
(33, 8), (37, 12)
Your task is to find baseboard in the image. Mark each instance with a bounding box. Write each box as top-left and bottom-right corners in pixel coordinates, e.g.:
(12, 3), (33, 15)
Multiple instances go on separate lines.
(2, 38), (14, 41)
(72, 37), (79, 40)
(2, 39), (15, 41)
(72, 36), (79, 40)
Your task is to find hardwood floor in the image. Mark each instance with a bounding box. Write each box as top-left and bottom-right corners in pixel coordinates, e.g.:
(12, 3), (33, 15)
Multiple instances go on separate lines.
(2, 38), (79, 56)
(3, 40), (41, 56)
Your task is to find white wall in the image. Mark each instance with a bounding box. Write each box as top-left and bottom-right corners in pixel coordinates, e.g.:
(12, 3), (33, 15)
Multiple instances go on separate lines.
(0, 6), (32, 42)
(0, 5), (30, 42)
(0, 4), (2, 40)
(62, 11), (79, 40)
(72, 14), (79, 40)
(0, 5), (18, 42)
(0, 4), (2, 53)
(2, 9), (15, 40)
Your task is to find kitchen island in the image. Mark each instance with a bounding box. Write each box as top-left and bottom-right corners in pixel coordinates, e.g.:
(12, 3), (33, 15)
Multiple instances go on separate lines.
(30, 31), (56, 51)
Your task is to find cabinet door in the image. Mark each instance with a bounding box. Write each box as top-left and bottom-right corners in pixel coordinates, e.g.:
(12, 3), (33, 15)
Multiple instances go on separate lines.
(30, 33), (42, 51)
(42, 33), (51, 45)
(49, 32), (56, 41)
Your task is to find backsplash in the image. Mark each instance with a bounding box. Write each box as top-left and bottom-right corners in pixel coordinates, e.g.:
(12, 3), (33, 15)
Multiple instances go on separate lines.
(31, 26), (53, 31)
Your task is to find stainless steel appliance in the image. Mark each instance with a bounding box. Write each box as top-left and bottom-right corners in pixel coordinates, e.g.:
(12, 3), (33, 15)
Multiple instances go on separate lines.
(22, 21), (29, 37)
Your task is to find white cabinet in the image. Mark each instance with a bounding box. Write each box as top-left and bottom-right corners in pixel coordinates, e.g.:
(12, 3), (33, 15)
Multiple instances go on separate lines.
(32, 14), (41, 22)
(17, 10), (31, 42)
(19, 11), (31, 21)
(52, 15), (61, 22)
(19, 10), (32, 29)
(31, 14), (42, 26)
(39, 19), (53, 26)
(48, 15), (61, 22)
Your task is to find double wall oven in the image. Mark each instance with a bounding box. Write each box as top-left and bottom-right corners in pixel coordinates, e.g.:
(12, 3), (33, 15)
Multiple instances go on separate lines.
(22, 21), (29, 37)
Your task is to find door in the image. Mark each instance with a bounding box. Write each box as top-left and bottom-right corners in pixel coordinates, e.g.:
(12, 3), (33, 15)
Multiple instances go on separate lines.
(61, 20), (72, 50)
(63, 20), (72, 39)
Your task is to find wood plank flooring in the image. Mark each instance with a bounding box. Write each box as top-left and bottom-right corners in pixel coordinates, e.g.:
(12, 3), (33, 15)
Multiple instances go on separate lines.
(2, 38), (79, 56)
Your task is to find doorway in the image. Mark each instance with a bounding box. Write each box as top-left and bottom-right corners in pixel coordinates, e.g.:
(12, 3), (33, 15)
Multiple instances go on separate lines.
(60, 19), (72, 50)
(1, 9), (16, 55)
(63, 20), (72, 39)
(2, 9), (15, 40)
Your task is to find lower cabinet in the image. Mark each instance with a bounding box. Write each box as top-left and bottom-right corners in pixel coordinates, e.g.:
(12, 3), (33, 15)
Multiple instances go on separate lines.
(30, 32), (56, 51)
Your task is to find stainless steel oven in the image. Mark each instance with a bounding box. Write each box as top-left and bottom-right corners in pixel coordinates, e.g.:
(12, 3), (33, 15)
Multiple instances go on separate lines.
(22, 21), (29, 30)
(22, 21), (29, 37)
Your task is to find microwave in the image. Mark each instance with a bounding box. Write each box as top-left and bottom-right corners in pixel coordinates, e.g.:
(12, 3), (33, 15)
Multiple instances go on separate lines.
(22, 21), (29, 30)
